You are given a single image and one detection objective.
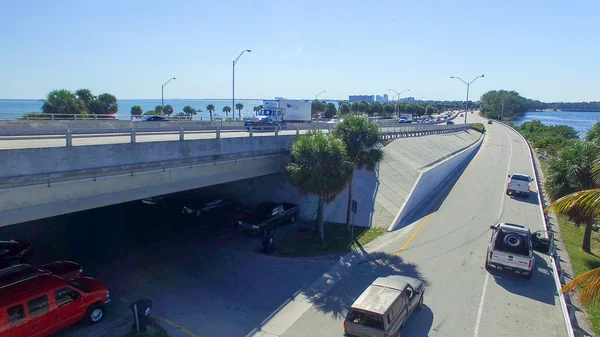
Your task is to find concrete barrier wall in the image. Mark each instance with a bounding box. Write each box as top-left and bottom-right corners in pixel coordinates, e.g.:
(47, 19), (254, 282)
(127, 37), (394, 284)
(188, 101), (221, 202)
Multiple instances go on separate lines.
(388, 133), (484, 231)
(0, 135), (295, 185)
(0, 120), (245, 130)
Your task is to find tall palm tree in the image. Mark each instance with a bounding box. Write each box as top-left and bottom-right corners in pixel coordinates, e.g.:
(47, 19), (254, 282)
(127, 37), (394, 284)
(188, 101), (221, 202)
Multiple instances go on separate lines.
(163, 105), (174, 116)
(183, 106), (197, 119)
(75, 89), (95, 112)
(130, 105), (143, 116)
(235, 103), (244, 119)
(206, 104), (216, 121)
(333, 115), (384, 231)
(547, 157), (600, 253)
(155, 105), (163, 115)
(223, 106), (232, 117)
(287, 130), (353, 244)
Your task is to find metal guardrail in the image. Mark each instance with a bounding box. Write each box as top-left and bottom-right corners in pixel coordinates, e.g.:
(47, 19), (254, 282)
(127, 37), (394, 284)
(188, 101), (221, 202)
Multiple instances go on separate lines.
(0, 123), (473, 148)
(0, 111), (241, 121)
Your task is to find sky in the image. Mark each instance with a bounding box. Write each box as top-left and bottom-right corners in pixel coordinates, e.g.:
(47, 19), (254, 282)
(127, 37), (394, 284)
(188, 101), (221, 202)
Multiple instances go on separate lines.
(1, 0), (598, 102)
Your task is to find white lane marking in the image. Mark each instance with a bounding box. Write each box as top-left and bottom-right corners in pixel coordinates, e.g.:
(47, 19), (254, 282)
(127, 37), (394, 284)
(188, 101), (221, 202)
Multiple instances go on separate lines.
(472, 124), (513, 337)
(473, 272), (490, 337)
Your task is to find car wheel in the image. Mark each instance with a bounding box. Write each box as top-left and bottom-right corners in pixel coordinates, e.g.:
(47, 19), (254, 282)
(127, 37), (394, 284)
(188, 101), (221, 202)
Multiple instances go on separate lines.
(84, 305), (104, 324)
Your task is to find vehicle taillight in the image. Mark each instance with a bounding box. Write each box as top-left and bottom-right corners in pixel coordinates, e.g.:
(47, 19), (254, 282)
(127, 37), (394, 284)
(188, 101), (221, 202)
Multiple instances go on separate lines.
(528, 259), (533, 270)
(384, 334), (390, 337)
(343, 322), (347, 330)
(528, 185), (531, 191)
(253, 121), (259, 125)
(507, 183), (510, 188)
(489, 251), (493, 259)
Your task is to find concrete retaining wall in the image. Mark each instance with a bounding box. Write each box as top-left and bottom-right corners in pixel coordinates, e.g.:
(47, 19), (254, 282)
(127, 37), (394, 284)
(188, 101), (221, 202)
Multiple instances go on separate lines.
(388, 133), (484, 231)
(0, 120), (244, 130)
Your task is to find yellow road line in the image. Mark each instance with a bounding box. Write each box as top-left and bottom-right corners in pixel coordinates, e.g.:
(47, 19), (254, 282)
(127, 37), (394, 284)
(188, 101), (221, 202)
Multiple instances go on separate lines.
(393, 214), (433, 255)
(151, 314), (199, 337)
(394, 132), (490, 255)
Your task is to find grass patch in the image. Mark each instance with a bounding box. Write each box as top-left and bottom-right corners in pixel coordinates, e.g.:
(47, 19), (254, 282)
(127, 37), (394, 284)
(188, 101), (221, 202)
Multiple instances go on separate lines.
(123, 321), (169, 337)
(471, 123), (486, 134)
(556, 214), (600, 335)
(275, 221), (386, 257)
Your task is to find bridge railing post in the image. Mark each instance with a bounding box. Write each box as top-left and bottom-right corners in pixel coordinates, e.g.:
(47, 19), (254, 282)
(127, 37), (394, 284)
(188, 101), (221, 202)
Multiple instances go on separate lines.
(275, 125), (279, 136)
(179, 127), (185, 141)
(296, 125), (300, 135)
(130, 128), (136, 143)
(216, 126), (221, 139)
(249, 126), (253, 137)
(65, 129), (73, 147)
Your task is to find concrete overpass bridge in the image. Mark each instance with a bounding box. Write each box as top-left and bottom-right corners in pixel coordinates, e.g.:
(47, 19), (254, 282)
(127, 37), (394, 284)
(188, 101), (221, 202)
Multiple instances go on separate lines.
(0, 123), (472, 227)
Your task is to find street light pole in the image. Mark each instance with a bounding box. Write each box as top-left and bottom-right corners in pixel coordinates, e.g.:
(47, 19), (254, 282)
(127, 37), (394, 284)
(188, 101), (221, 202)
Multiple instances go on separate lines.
(315, 90), (326, 100)
(233, 49), (252, 120)
(501, 100), (505, 121)
(161, 77), (176, 116)
(388, 88), (410, 118)
(450, 74), (484, 124)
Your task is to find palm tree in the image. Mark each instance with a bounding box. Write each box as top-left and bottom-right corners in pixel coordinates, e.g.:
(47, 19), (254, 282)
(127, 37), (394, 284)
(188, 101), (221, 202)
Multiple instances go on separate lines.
(130, 105), (143, 116)
(75, 89), (95, 112)
(183, 106), (197, 119)
(41, 89), (86, 118)
(286, 130), (353, 244)
(547, 157), (600, 253)
(235, 103), (244, 119)
(222, 106), (232, 117)
(163, 104), (174, 116)
(333, 115), (384, 231)
(155, 105), (163, 115)
(206, 104), (216, 121)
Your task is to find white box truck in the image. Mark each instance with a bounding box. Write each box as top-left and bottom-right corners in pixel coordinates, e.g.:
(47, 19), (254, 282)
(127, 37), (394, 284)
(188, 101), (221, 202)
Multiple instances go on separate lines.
(399, 113), (413, 123)
(260, 99), (312, 124)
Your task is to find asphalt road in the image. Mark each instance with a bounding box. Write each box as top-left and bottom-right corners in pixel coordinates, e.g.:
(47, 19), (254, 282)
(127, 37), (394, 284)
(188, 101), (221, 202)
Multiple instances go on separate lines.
(277, 115), (569, 337)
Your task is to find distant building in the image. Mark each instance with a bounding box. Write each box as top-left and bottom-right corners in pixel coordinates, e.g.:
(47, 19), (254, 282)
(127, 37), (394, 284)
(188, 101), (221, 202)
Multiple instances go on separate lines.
(349, 95), (375, 103)
(401, 97), (415, 102)
(383, 94), (389, 102)
(375, 95), (382, 102)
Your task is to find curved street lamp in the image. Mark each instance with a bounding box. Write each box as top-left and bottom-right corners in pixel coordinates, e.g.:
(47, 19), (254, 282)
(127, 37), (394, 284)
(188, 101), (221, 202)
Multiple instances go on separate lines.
(233, 49), (252, 120)
(388, 88), (410, 117)
(161, 77), (176, 115)
(450, 74), (484, 124)
(315, 90), (326, 100)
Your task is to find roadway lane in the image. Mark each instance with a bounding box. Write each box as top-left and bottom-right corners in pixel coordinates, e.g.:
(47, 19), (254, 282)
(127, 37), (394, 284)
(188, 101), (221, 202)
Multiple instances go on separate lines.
(0, 125), (463, 150)
(279, 114), (569, 337)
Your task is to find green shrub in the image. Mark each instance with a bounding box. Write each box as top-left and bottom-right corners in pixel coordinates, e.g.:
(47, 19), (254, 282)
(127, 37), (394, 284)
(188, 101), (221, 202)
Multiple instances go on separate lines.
(471, 123), (486, 133)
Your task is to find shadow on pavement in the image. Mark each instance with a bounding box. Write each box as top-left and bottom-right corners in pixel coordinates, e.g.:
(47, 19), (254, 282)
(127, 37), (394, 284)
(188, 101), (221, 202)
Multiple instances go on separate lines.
(402, 305), (434, 337)
(508, 191), (539, 206)
(396, 140), (480, 229)
(302, 251), (426, 320)
(489, 254), (556, 305)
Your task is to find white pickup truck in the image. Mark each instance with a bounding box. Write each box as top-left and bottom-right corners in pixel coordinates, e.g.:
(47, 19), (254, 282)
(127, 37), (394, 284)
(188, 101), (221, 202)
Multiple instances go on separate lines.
(506, 173), (534, 197)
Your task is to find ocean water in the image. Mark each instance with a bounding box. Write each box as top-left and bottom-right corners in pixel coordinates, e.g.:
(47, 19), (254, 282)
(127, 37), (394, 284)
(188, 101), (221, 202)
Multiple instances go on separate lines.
(512, 110), (600, 139)
(0, 99), (266, 120)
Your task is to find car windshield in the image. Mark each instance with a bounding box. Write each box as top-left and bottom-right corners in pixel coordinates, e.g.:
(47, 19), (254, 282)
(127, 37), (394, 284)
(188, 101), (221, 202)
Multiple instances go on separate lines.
(511, 175), (530, 182)
(68, 280), (90, 293)
(346, 309), (384, 330)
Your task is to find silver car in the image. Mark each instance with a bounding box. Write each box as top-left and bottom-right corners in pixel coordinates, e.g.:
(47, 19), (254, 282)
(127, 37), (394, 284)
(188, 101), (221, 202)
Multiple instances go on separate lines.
(344, 275), (424, 337)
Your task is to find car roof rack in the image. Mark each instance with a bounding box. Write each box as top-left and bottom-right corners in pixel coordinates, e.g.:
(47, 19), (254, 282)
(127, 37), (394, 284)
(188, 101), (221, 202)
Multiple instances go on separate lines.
(0, 264), (48, 289)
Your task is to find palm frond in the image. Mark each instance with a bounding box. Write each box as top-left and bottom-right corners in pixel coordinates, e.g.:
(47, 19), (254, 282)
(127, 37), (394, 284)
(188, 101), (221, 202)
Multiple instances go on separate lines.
(592, 158), (600, 186)
(547, 188), (600, 221)
(356, 148), (384, 171)
(562, 267), (600, 305)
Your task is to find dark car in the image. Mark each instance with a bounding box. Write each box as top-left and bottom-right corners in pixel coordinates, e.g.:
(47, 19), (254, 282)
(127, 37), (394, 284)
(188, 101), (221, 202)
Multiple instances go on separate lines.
(181, 197), (236, 218)
(238, 202), (299, 235)
(488, 120), (493, 124)
(132, 115), (169, 122)
(446, 121), (455, 125)
(244, 117), (280, 131)
(0, 240), (33, 270)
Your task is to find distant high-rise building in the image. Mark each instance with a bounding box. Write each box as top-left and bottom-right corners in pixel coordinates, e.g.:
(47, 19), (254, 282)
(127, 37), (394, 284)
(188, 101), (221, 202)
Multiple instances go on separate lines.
(376, 95), (382, 102)
(383, 94), (389, 102)
(401, 97), (415, 102)
(349, 95), (375, 103)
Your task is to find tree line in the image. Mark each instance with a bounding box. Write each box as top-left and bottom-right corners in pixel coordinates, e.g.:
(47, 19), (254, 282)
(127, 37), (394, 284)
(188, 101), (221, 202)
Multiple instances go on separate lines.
(516, 120), (600, 307)
(23, 89), (119, 119)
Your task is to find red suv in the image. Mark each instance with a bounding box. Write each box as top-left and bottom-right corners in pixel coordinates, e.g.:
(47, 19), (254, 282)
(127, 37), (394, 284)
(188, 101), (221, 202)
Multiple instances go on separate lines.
(0, 265), (110, 337)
